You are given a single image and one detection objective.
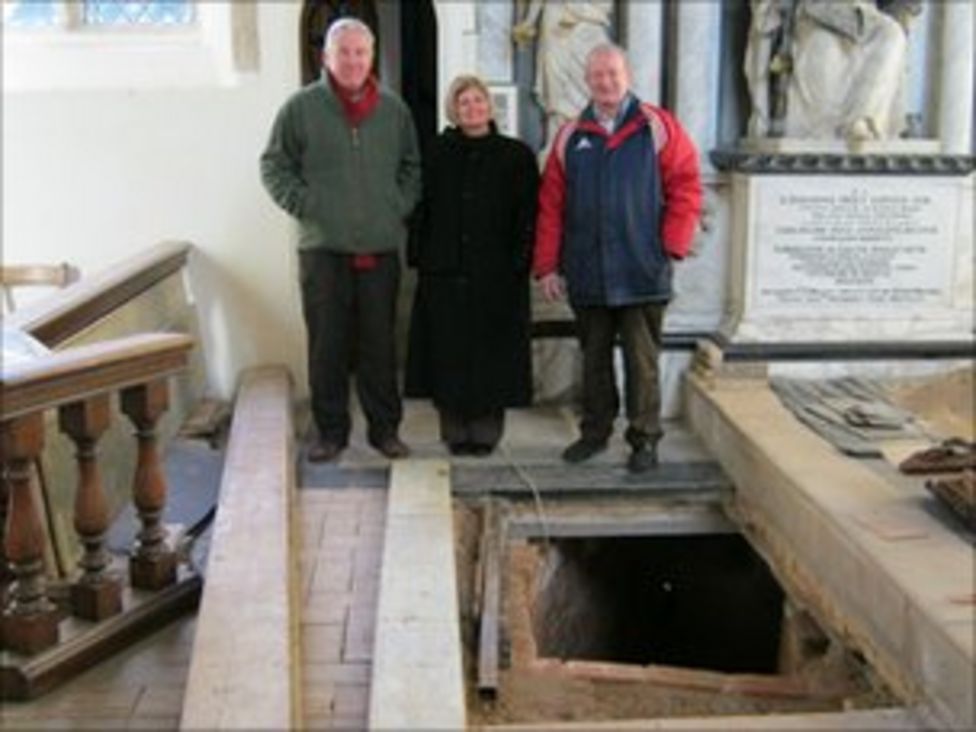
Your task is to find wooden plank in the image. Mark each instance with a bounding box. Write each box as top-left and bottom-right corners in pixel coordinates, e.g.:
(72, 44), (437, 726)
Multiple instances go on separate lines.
(477, 501), (501, 698)
(369, 460), (466, 730)
(179, 367), (298, 731)
(506, 502), (737, 540)
(452, 461), (731, 496)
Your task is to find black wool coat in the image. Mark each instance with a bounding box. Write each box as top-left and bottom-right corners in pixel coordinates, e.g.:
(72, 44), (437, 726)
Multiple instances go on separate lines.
(405, 127), (540, 416)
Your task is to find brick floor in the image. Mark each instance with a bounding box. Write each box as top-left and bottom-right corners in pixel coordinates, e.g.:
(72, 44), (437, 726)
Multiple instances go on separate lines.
(300, 488), (387, 731)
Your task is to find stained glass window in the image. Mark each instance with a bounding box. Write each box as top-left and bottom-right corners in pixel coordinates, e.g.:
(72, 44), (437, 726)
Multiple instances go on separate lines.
(83, 1), (194, 26)
(3, 1), (60, 28)
(3, 1), (195, 28)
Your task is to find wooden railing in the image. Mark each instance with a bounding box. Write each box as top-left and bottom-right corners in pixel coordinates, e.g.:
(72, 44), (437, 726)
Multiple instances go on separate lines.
(6, 241), (191, 348)
(1, 332), (194, 694)
(4, 241), (200, 583)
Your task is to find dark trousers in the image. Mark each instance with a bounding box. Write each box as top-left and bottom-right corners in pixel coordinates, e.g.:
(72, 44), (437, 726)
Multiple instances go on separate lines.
(438, 408), (504, 449)
(299, 250), (402, 447)
(573, 303), (665, 448)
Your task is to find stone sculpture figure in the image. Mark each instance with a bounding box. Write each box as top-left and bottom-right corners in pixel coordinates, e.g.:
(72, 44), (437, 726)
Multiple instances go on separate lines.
(513, 0), (614, 153)
(745, 0), (921, 141)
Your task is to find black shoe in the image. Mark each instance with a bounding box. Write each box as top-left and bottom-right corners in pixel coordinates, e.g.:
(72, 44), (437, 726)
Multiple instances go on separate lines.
(448, 442), (471, 456)
(308, 440), (344, 463)
(373, 436), (410, 459)
(562, 438), (607, 464)
(469, 444), (494, 457)
(627, 443), (658, 473)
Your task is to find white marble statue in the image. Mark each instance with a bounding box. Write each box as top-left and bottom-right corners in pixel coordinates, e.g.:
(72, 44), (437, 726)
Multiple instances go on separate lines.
(744, 0), (789, 138)
(745, 0), (921, 142)
(513, 0), (613, 152)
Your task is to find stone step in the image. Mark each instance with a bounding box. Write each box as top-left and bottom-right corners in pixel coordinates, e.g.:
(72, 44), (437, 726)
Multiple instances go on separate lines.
(480, 707), (924, 730)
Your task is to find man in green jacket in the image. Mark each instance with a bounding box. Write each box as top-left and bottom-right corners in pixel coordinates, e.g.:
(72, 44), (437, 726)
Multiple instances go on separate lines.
(261, 18), (421, 462)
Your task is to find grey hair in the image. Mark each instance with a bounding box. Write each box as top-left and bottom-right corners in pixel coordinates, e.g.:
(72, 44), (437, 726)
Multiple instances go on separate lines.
(324, 18), (375, 57)
(585, 42), (631, 72)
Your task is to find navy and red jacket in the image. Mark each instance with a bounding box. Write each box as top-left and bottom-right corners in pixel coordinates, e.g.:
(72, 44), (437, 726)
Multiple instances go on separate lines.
(533, 96), (702, 307)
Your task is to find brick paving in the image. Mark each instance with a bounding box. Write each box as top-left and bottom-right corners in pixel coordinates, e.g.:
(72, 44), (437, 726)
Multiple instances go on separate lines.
(300, 488), (387, 731)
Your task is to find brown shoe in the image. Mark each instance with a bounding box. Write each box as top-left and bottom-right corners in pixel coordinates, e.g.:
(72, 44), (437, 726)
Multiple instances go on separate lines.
(308, 440), (343, 463)
(374, 436), (410, 460)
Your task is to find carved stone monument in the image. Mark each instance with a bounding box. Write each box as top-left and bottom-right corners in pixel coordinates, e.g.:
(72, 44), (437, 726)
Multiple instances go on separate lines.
(744, 0), (923, 145)
(721, 171), (973, 345)
(717, 0), (974, 360)
(513, 0), (613, 154)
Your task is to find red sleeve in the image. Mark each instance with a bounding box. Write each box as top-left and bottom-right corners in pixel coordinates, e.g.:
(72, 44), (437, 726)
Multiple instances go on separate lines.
(655, 109), (702, 260)
(532, 126), (571, 278)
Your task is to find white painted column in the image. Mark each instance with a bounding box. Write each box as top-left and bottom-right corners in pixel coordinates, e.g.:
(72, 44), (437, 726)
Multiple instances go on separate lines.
(477, 0), (514, 83)
(625, 1), (664, 105)
(433, 1), (478, 130)
(937, 0), (974, 154)
(670, 2), (723, 171)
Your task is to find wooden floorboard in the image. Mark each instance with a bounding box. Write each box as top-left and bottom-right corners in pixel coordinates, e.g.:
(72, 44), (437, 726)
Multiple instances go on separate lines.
(452, 460), (732, 496)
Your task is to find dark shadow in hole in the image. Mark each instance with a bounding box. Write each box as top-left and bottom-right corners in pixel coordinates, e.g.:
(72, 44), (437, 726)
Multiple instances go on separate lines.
(532, 535), (785, 674)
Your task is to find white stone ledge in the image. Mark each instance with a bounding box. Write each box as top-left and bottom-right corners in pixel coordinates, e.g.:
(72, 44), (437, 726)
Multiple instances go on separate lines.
(685, 374), (974, 730)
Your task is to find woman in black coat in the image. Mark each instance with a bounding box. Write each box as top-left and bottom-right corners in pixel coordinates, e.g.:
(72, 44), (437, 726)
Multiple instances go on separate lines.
(406, 75), (540, 456)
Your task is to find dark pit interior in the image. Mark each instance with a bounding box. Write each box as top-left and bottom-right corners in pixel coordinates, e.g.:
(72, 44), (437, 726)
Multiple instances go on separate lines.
(531, 535), (785, 674)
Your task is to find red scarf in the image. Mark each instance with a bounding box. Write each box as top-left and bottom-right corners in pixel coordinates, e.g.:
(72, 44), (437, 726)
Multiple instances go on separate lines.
(329, 72), (380, 128)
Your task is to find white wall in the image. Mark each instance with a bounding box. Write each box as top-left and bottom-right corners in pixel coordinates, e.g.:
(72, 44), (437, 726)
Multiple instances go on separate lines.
(2, 2), (307, 399)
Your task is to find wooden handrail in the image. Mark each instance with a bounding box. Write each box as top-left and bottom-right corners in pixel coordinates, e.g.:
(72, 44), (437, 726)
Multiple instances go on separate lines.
(1, 330), (195, 662)
(1, 333), (193, 421)
(4, 241), (191, 348)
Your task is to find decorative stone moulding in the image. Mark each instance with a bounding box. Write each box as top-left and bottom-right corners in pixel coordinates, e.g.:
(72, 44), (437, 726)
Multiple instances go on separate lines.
(711, 149), (976, 176)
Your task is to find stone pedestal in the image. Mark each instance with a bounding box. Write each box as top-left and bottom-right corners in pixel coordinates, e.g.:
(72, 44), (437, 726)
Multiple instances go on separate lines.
(721, 168), (973, 347)
(739, 137), (941, 156)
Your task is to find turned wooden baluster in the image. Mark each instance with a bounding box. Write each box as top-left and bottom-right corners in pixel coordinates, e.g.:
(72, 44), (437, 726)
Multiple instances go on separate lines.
(1, 413), (59, 654)
(59, 396), (123, 620)
(120, 380), (177, 590)
(0, 467), (11, 588)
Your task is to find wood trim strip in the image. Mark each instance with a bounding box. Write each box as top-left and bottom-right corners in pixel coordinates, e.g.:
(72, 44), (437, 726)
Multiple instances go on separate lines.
(5, 241), (191, 347)
(1, 333), (193, 420)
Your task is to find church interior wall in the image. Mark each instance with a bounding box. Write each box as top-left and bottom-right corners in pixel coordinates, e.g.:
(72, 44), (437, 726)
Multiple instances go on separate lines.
(4, 1), (972, 406)
(3, 3), (308, 399)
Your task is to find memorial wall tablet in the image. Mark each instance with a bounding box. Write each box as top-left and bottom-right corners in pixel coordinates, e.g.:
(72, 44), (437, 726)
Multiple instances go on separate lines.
(723, 173), (973, 344)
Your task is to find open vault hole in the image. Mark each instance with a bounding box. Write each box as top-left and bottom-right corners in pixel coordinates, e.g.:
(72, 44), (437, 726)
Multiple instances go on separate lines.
(531, 535), (784, 674)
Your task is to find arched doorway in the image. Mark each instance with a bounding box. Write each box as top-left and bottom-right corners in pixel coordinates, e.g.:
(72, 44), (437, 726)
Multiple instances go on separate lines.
(400, 0), (438, 152)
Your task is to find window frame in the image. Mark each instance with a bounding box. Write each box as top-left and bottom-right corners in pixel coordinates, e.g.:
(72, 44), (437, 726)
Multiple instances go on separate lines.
(3, 1), (242, 91)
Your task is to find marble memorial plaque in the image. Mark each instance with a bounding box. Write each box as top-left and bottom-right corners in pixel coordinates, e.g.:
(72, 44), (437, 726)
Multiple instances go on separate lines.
(722, 173), (973, 343)
(752, 178), (956, 313)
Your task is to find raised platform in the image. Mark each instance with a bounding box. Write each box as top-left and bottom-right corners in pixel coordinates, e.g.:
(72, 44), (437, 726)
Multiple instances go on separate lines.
(685, 371), (974, 729)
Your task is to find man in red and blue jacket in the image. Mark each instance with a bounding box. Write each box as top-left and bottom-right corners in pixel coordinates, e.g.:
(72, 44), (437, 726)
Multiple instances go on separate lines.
(533, 43), (702, 473)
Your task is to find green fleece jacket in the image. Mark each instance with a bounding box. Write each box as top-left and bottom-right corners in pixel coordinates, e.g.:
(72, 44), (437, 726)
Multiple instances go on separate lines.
(260, 79), (422, 253)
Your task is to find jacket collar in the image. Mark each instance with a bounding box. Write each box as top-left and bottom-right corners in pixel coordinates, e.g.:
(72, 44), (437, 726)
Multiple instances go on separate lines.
(576, 94), (649, 151)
